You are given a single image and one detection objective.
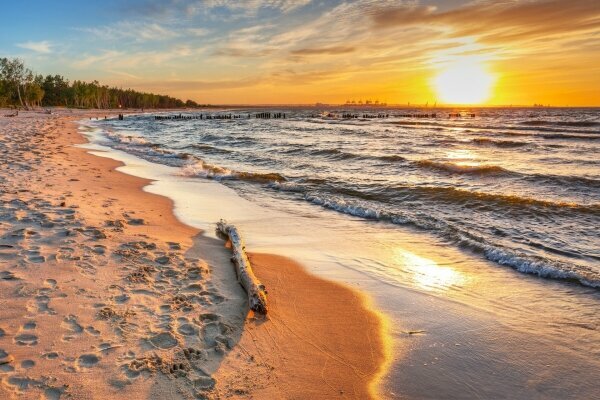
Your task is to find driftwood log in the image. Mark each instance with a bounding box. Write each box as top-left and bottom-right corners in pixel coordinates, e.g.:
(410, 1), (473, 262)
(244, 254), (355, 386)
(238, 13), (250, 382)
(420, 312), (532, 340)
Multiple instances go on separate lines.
(217, 220), (268, 314)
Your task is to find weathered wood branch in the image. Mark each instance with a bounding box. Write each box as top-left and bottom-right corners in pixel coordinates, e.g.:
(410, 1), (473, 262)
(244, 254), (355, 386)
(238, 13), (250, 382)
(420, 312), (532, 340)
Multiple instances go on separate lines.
(217, 220), (268, 314)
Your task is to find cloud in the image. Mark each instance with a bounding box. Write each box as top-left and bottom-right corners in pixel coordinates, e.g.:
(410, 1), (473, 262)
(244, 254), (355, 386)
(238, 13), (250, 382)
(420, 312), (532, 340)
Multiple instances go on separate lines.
(214, 47), (274, 57)
(291, 46), (356, 56)
(17, 41), (53, 53)
(119, 0), (311, 19)
(128, 77), (262, 91)
(78, 21), (179, 42)
(72, 50), (124, 68)
(187, 27), (210, 37)
(72, 46), (198, 69)
(372, 0), (600, 44)
(201, 0), (311, 15)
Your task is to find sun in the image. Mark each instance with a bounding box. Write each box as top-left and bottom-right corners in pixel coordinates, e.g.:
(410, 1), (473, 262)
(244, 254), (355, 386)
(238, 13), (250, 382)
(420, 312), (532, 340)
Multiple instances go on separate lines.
(433, 59), (496, 105)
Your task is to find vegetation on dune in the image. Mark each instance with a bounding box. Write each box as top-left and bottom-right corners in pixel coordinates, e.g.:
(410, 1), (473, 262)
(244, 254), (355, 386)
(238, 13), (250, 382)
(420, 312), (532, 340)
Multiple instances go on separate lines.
(0, 57), (197, 109)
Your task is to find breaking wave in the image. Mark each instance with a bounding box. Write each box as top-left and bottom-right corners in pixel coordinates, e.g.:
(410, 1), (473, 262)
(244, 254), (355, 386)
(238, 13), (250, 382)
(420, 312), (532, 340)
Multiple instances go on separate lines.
(180, 159), (286, 184)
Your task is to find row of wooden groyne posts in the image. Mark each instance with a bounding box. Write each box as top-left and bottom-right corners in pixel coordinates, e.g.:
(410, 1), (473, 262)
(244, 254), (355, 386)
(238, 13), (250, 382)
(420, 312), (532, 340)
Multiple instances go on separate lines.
(314, 112), (476, 118)
(154, 112), (287, 121)
(151, 112), (476, 121)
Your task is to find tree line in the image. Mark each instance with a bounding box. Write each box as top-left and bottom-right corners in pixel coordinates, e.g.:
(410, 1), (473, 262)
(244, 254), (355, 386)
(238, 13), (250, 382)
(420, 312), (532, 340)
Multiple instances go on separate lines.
(0, 57), (198, 109)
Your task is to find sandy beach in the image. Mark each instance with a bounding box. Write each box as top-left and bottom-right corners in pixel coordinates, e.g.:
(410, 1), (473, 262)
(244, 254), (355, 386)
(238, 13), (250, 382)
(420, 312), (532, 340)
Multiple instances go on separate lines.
(0, 109), (389, 399)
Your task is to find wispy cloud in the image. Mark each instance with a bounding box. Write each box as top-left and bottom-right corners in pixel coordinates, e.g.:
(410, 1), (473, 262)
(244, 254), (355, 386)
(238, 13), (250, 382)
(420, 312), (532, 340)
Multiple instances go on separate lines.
(17, 40), (53, 53)
(187, 27), (211, 37)
(72, 45), (201, 70)
(291, 46), (356, 56)
(78, 21), (180, 42)
(372, 0), (600, 44)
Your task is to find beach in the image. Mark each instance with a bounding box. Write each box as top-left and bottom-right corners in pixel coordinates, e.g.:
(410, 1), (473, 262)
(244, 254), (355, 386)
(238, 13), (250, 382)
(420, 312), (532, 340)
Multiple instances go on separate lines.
(0, 109), (389, 399)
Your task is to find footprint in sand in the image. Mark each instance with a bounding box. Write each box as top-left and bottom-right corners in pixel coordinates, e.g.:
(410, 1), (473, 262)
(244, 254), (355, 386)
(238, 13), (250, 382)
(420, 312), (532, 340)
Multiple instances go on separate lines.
(27, 294), (55, 315)
(42, 351), (59, 360)
(148, 332), (178, 349)
(77, 353), (100, 368)
(198, 313), (220, 323)
(0, 348), (14, 365)
(183, 347), (207, 362)
(198, 291), (225, 306)
(113, 293), (129, 304)
(0, 246), (17, 261)
(62, 315), (83, 333)
(85, 326), (101, 336)
(202, 321), (234, 350)
(5, 376), (43, 391)
(23, 321), (36, 330)
(177, 320), (199, 336)
(0, 270), (20, 280)
(195, 374), (217, 389)
(92, 245), (106, 255)
(44, 279), (57, 289)
(14, 333), (38, 346)
(61, 315), (84, 341)
(44, 387), (64, 400)
(24, 248), (45, 263)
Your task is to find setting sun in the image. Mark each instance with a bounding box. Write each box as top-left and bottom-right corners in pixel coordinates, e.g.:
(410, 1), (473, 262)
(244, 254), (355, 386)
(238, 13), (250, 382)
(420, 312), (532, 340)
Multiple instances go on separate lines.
(433, 60), (496, 104)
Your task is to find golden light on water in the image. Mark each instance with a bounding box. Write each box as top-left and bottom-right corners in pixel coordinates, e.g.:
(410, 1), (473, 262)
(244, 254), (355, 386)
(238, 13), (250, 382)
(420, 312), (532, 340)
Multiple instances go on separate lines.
(393, 249), (463, 291)
(433, 59), (496, 105)
(445, 149), (478, 160)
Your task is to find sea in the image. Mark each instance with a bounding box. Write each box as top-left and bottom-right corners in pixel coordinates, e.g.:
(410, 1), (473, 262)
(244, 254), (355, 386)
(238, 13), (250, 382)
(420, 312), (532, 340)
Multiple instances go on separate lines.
(82, 107), (600, 399)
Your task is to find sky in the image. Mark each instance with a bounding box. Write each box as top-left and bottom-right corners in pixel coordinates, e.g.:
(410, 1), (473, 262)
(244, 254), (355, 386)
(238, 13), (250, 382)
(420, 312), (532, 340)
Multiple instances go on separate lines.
(1, 0), (599, 105)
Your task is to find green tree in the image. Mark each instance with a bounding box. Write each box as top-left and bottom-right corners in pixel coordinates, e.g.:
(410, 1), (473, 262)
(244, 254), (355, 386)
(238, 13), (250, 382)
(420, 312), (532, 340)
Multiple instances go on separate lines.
(0, 57), (26, 108)
(0, 57), (192, 109)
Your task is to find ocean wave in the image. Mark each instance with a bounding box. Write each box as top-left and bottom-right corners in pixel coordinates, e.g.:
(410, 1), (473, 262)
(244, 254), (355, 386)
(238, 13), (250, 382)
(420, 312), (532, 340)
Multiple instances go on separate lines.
(305, 194), (600, 288)
(541, 133), (600, 140)
(409, 185), (599, 213)
(106, 131), (154, 146)
(180, 160), (286, 184)
(525, 173), (600, 190)
(455, 231), (600, 288)
(462, 123), (599, 136)
(310, 148), (359, 160)
(470, 138), (529, 148)
(188, 143), (233, 154)
(388, 119), (599, 136)
(299, 148), (408, 163)
(519, 120), (600, 128)
(306, 194), (389, 220)
(413, 159), (600, 191)
(268, 181), (305, 192)
(376, 154), (407, 162)
(416, 160), (510, 176)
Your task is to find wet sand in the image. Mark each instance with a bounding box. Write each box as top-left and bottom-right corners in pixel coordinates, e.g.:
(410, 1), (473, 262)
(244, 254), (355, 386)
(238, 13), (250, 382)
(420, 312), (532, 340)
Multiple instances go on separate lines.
(214, 253), (389, 398)
(0, 109), (389, 399)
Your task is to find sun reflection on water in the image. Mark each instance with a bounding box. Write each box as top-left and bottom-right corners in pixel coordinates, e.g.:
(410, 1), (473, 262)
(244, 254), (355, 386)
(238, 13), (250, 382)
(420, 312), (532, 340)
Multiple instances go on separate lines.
(445, 149), (478, 160)
(393, 248), (464, 291)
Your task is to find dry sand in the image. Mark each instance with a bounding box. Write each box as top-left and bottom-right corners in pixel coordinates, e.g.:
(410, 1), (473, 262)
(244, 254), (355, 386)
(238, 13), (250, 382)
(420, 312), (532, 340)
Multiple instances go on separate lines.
(0, 109), (389, 399)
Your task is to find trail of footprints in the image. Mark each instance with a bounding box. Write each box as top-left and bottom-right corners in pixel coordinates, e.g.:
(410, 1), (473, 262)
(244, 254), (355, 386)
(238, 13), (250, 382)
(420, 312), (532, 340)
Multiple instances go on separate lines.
(0, 115), (238, 399)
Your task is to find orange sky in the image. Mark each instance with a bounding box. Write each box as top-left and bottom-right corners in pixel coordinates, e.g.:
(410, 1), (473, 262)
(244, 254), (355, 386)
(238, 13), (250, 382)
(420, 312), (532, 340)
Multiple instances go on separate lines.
(7, 0), (600, 106)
